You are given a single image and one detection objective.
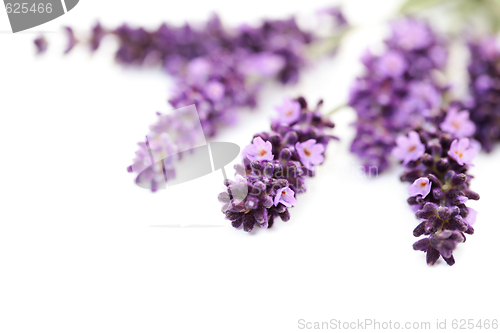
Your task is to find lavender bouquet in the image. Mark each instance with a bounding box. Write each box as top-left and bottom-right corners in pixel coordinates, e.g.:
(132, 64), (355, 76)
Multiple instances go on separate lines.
(218, 97), (336, 232)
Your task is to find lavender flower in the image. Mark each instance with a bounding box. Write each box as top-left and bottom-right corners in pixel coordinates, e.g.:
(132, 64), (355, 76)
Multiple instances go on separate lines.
(167, 52), (260, 138)
(392, 130), (426, 165)
(33, 36), (48, 54)
(448, 138), (480, 166)
(408, 177), (431, 198)
(295, 139), (325, 170)
(218, 97), (336, 232)
(243, 137), (274, 162)
(64, 27), (77, 54)
(468, 38), (500, 152)
(274, 98), (301, 125)
(50, 13), (348, 85)
(395, 116), (480, 266)
(274, 187), (297, 207)
(439, 108), (476, 138)
(349, 18), (448, 173)
(376, 51), (407, 78)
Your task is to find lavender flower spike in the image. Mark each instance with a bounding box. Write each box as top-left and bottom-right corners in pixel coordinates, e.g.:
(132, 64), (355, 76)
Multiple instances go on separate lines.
(468, 38), (500, 151)
(219, 97), (336, 232)
(397, 117), (480, 266)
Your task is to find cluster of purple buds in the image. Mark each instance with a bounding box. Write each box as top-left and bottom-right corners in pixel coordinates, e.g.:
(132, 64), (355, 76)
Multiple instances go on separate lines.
(218, 97), (336, 232)
(393, 107), (480, 265)
(467, 37), (500, 152)
(108, 14), (322, 84)
(349, 18), (448, 173)
(39, 12), (346, 85)
(127, 105), (206, 192)
(168, 52), (261, 138)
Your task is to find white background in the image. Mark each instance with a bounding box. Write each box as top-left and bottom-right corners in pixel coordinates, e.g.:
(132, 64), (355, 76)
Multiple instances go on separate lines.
(1, 1), (499, 332)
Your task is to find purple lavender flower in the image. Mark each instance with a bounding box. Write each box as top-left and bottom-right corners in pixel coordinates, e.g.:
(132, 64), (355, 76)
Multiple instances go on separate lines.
(376, 51), (407, 78)
(389, 19), (433, 51)
(448, 138), (480, 166)
(429, 230), (464, 261)
(239, 52), (285, 77)
(392, 131), (425, 165)
(349, 18), (448, 173)
(90, 22), (106, 51)
(467, 38), (500, 151)
(64, 27), (77, 54)
(128, 132), (178, 191)
(274, 98), (301, 125)
(243, 137), (274, 162)
(219, 97), (335, 232)
(296, 139), (325, 170)
(274, 187), (297, 207)
(204, 80), (225, 102)
(398, 126), (480, 266)
(440, 108), (476, 138)
(52, 13), (347, 87)
(34, 36), (48, 54)
(465, 207), (478, 227)
(408, 177), (431, 198)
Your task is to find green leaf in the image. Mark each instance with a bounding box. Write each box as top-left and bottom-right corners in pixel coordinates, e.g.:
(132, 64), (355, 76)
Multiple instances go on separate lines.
(399, 0), (452, 13)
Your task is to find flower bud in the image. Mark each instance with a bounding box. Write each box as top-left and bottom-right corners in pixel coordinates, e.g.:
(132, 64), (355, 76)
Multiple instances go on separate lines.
(433, 188), (443, 199)
(421, 153), (434, 167)
(451, 173), (467, 187)
(283, 131), (298, 145)
(436, 158), (450, 172)
(279, 148), (292, 161)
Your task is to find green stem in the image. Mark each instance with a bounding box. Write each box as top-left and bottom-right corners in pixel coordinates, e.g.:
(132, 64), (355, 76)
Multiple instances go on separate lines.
(325, 104), (347, 117)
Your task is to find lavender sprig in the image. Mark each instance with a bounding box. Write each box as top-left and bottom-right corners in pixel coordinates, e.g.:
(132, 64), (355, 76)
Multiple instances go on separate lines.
(43, 13), (347, 85)
(467, 37), (500, 152)
(393, 107), (480, 265)
(218, 97), (336, 232)
(349, 18), (448, 173)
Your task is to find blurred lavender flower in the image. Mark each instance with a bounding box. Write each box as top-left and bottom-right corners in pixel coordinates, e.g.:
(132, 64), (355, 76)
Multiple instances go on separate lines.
(52, 13), (348, 85)
(274, 98), (302, 125)
(439, 108), (476, 138)
(168, 52), (260, 138)
(349, 18), (447, 173)
(218, 97), (336, 232)
(376, 51), (407, 78)
(468, 37), (500, 152)
(394, 118), (480, 266)
(64, 27), (77, 54)
(34, 36), (48, 54)
(448, 138), (479, 166)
